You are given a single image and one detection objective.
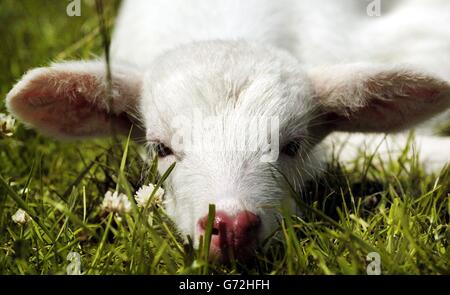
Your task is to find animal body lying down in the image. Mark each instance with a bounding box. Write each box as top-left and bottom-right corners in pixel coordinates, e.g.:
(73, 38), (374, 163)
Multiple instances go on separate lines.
(6, 0), (450, 261)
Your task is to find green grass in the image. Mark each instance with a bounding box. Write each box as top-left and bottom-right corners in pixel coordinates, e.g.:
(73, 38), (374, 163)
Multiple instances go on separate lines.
(0, 0), (449, 275)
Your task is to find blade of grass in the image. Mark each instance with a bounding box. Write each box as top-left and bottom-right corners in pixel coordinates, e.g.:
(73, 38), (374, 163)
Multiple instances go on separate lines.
(90, 212), (114, 273)
(202, 204), (216, 274)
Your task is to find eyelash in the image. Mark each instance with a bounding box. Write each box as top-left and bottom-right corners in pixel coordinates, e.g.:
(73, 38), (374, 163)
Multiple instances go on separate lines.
(154, 143), (174, 158)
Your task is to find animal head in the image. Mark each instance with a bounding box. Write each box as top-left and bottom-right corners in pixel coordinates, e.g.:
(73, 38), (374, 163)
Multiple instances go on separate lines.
(6, 41), (450, 261)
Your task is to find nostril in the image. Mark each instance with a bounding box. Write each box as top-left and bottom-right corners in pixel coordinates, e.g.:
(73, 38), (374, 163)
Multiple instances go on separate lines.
(233, 211), (261, 243)
(197, 210), (230, 234)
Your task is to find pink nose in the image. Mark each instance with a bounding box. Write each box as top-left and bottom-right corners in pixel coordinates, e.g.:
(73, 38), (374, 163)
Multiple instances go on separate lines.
(197, 210), (261, 261)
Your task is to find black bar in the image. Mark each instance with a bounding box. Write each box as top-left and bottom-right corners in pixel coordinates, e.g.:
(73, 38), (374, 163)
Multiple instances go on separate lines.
(0, 275), (449, 294)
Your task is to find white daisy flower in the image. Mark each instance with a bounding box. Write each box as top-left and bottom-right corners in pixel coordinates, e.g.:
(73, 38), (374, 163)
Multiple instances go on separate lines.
(18, 187), (30, 195)
(0, 113), (16, 137)
(134, 184), (164, 208)
(101, 191), (131, 215)
(11, 209), (31, 225)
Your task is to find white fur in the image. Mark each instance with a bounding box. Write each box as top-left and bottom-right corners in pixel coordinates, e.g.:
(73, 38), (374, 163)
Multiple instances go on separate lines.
(6, 0), (450, 247)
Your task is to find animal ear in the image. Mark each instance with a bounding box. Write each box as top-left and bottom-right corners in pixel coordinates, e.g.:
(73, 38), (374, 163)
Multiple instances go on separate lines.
(6, 60), (143, 139)
(309, 64), (450, 135)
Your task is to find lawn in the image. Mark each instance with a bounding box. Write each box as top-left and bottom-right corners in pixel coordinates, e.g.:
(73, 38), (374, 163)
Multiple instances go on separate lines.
(0, 0), (449, 275)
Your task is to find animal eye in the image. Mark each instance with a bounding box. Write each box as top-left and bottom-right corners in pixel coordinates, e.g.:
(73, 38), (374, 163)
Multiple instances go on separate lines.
(155, 143), (173, 158)
(281, 141), (301, 157)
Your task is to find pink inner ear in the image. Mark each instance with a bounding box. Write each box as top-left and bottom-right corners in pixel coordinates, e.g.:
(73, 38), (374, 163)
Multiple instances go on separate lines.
(12, 72), (128, 138)
(403, 85), (443, 102)
(330, 73), (450, 133)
